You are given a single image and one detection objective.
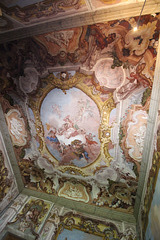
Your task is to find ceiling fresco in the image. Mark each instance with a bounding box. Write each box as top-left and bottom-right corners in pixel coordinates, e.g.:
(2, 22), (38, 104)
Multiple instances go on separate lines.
(0, 0), (87, 27)
(0, 13), (159, 217)
(0, 0), (147, 35)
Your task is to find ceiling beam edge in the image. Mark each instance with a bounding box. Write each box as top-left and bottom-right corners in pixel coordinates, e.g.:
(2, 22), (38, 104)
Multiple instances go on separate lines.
(0, 1), (160, 43)
(134, 34), (160, 220)
(22, 188), (136, 224)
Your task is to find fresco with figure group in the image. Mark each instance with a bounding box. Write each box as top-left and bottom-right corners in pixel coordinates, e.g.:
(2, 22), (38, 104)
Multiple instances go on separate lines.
(41, 87), (100, 167)
(0, 13), (159, 212)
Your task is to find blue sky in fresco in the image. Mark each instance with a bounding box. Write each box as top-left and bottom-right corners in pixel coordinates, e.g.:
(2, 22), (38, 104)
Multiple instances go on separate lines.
(57, 228), (102, 240)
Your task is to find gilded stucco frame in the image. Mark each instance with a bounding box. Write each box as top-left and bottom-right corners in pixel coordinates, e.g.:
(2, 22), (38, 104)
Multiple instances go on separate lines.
(54, 213), (120, 240)
(29, 72), (115, 176)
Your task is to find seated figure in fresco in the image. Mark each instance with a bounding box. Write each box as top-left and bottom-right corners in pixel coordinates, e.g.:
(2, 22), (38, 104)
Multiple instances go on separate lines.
(58, 115), (80, 139)
(46, 129), (59, 144)
(85, 132), (98, 145)
(71, 139), (89, 160)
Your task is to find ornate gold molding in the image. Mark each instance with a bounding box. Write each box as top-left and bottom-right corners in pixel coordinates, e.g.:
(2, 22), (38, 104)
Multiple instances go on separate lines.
(29, 72), (115, 176)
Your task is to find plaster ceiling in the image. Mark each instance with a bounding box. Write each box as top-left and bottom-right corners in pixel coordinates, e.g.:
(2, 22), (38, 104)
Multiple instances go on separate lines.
(0, 0), (160, 226)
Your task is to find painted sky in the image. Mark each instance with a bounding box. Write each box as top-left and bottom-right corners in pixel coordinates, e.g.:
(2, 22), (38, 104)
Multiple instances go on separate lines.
(57, 228), (102, 240)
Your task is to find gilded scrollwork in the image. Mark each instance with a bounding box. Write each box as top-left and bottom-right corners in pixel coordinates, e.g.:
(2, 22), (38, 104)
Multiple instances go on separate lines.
(0, 150), (12, 202)
(54, 213), (128, 240)
(29, 71), (114, 175)
(9, 197), (52, 238)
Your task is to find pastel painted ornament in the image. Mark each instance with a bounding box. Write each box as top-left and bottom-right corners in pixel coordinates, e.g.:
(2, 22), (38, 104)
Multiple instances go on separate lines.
(122, 107), (148, 163)
(19, 65), (39, 93)
(58, 182), (89, 203)
(94, 58), (125, 90)
(5, 109), (27, 146)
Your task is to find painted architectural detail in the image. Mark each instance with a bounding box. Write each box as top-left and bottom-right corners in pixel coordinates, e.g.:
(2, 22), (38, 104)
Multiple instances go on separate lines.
(6, 109), (27, 146)
(58, 182), (89, 203)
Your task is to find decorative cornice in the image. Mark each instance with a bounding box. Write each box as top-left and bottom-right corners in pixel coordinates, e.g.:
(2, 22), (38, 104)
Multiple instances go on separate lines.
(22, 188), (136, 224)
(0, 0), (160, 43)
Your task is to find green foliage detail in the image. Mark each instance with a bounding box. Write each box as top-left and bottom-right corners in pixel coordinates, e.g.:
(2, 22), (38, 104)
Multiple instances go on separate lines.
(141, 88), (151, 106)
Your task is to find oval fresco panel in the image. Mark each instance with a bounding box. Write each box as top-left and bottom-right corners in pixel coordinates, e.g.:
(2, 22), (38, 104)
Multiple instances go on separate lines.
(94, 58), (124, 90)
(40, 88), (101, 167)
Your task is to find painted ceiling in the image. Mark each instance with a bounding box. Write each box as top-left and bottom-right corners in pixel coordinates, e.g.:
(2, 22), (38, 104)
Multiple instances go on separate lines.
(0, 0), (160, 227)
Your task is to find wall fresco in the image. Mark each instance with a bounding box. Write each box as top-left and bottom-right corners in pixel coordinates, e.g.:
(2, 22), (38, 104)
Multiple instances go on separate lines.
(0, 131), (18, 212)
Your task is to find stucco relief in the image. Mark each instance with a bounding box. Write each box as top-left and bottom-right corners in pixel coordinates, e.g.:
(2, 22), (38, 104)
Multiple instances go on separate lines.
(58, 181), (89, 203)
(121, 105), (148, 171)
(6, 109), (27, 146)
(19, 61), (39, 94)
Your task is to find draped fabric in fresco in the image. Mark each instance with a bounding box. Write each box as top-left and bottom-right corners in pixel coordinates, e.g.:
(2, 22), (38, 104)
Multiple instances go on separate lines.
(0, 13), (159, 213)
